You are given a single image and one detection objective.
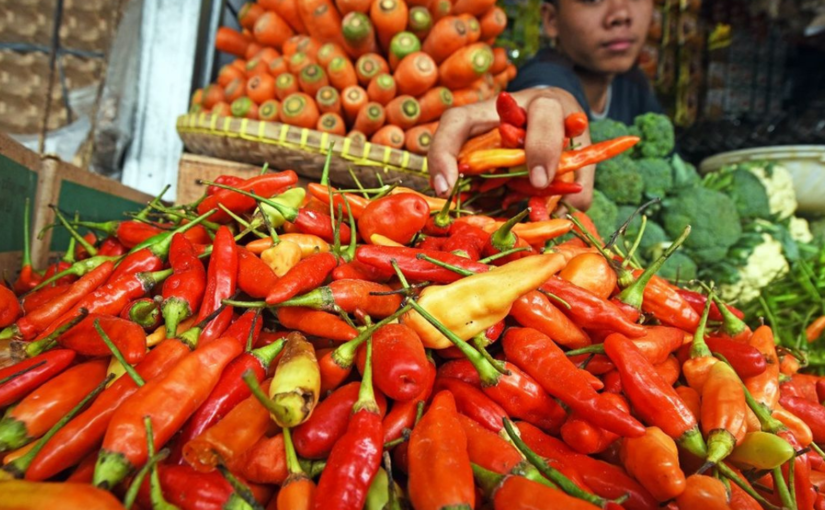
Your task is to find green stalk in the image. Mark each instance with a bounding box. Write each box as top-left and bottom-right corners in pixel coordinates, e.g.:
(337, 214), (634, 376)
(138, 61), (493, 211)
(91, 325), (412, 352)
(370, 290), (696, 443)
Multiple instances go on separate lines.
(716, 463), (781, 510)
(95, 319), (145, 387)
(217, 465), (264, 510)
(62, 213), (80, 264)
(478, 247), (530, 264)
(31, 254), (122, 292)
(21, 197), (33, 273)
(123, 449), (169, 509)
(773, 466), (796, 510)
(200, 181), (298, 222)
(433, 177), (461, 229)
(144, 417), (179, 510)
(353, 337), (377, 413)
(20, 310), (89, 358)
(50, 206), (98, 257)
(490, 208), (530, 252)
(416, 254), (475, 276)
(135, 184), (171, 221)
(0, 361), (46, 386)
(330, 304), (413, 367)
(688, 288), (714, 359)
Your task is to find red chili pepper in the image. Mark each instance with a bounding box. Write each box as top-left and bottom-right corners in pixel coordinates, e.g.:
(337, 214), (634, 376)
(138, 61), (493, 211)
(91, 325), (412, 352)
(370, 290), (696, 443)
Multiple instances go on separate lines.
(506, 177), (584, 197)
(0, 349), (76, 408)
(312, 339), (383, 510)
(604, 332), (707, 457)
(779, 395), (825, 443)
(704, 336), (766, 379)
(495, 91), (526, 127)
(437, 358), (567, 434)
(353, 323), (428, 401)
(169, 339), (285, 465)
(408, 391), (476, 510)
(98, 236), (127, 257)
(781, 373), (820, 403)
(434, 377), (508, 433)
(237, 248), (278, 299)
(458, 414), (524, 475)
(24, 338), (191, 481)
(290, 208), (352, 244)
(499, 122), (525, 148)
(561, 393), (629, 454)
(266, 252), (338, 305)
(224, 433), (288, 485)
(503, 328), (644, 438)
(206, 175), (245, 196)
(677, 288), (745, 321)
(564, 112), (589, 138)
(276, 307), (358, 342)
(475, 465), (601, 510)
(222, 310), (264, 348)
(541, 276), (646, 338)
(528, 196), (551, 222)
(136, 464), (271, 510)
(13, 199), (42, 295)
(443, 232), (485, 261)
(198, 171), (299, 223)
(71, 219), (164, 249)
(294, 381), (388, 459)
(2, 261), (115, 342)
(358, 193), (431, 245)
(0, 359), (108, 452)
(20, 284), (70, 315)
(0, 284), (22, 328)
(93, 336), (243, 489)
(197, 226), (238, 345)
(307, 183), (370, 220)
(281, 279), (402, 318)
(382, 360), (436, 444)
(355, 245), (489, 283)
(56, 314), (146, 363)
(161, 233), (207, 338)
(120, 297), (162, 331)
(332, 260), (394, 282)
(510, 290), (591, 349)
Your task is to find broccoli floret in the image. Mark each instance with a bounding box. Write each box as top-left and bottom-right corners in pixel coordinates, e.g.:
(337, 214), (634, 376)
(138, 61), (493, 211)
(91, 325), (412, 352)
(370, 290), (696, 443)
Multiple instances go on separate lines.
(594, 154), (644, 205)
(587, 190), (619, 240)
(704, 166), (772, 220)
(671, 154), (701, 190)
(589, 119), (630, 144)
(661, 187), (742, 263)
(655, 251), (698, 282)
(636, 158), (674, 199)
(633, 113), (675, 158)
(613, 208), (670, 261)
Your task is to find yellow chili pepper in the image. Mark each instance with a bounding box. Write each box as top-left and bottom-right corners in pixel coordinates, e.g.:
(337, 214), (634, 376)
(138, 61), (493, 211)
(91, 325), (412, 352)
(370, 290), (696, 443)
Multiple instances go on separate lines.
(268, 332), (321, 427)
(262, 241), (303, 277)
(247, 234), (331, 257)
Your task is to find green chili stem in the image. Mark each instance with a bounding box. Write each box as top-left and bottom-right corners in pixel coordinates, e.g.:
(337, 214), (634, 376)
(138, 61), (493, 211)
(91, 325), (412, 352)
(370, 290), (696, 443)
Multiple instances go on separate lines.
(124, 449), (170, 509)
(416, 254), (474, 277)
(95, 319), (145, 387)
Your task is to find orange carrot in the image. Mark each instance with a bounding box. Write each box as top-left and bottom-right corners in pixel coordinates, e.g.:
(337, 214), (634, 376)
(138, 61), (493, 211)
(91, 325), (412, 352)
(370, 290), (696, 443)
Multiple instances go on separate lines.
(317, 43), (348, 68)
(506, 63), (516, 80)
(231, 59), (247, 72)
(315, 85), (342, 114)
(451, 87), (481, 106)
(341, 12), (378, 58)
(367, 73), (397, 105)
(458, 13), (481, 43)
(341, 85), (369, 125)
(429, 0), (453, 24)
(244, 42), (263, 60)
(353, 102), (387, 135)
(317, 112), (347, 135)
(298, 0), (345, 46)
(492, 68), (509, 89)
(405, 123), (435, 154)
(259, 99), (281, 122)
(239, 3), (265, 30)
(388, 31), (422, 70)
(489, 46), (509, 75)
(438, 42), (493, 89)
(407, 0), (433, 6)
(355, 53), (390, 86)
(275, 73), (300, 100)
(327, 56), (359, 90)
(371, 0), (409, 52)
(224, 78), (246, 103)
(203, 84), (225, 108)
(394, 52), (439, 97)
(283, 35), (321, 59)
(268, 56), (289, 77)
(257, 47), (282, 65)
(408, 6), (433, 40)
(385, 95), (421, 129)
(231, 96), (259, 119)
(280, 92), (320, 128)
(370, 124), (405, 148)
(422, 16), (468, 64)
(453, 0), (495, 17)
(348, 130), (369, 144)
(288, 52), (317, 75)
(416, 86), (453, 123)
(217, 63), (245, 87)
(253, 11), (295, 50)
(211, 101), (232, 117)
(337, 0), (373, 15)
(215, 27), (250, 57)
(480, 7), (507, 42)
(191, 89), (203, 107)
(298, 64), (330, 96)
(259, 0), (308, 34)
(245, 57), (269, 77)
(246, 73), (277, 104)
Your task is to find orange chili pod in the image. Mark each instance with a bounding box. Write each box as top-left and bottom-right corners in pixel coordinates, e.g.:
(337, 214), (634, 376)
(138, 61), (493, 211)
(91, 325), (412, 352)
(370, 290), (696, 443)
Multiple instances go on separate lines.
(620, 426), (686, 502)
(559, 252), (618, 300)
(676, 474), (732, 510)
(743, 325), (780, 409)
(701, 361), (747, 465)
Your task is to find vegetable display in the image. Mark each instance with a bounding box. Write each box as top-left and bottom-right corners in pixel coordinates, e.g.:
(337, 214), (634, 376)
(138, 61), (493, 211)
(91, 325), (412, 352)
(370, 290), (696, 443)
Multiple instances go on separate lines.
(4, 91), (825, 510)
(194, 0), (516, 155)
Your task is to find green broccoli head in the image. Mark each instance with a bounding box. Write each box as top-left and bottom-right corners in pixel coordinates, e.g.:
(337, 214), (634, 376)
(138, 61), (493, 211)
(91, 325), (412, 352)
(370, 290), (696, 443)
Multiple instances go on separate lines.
(589, 118), (629, 144)
(655, 250), (698, 283)
(633, 113), (675, 158)
(594, 154), (644, 205)
(636, 158), (674, 199)
(661, 187), (743, 263)
(703, 166), (772, 220)
(671, 154), (701, 190)
(587, 189), (619, 240)
(613, 208), (670, 262)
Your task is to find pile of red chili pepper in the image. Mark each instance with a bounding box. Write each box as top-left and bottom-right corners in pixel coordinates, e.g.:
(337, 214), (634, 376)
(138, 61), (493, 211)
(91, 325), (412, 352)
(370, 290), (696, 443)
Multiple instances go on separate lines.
(1, 94), (825, 510)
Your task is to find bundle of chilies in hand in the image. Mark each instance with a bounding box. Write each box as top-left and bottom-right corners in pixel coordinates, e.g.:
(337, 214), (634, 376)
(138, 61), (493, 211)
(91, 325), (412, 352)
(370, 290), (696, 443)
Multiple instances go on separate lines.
(2, 149), (825, 510)
(195, 0), (515, 155)
(455, 91), (642, 222)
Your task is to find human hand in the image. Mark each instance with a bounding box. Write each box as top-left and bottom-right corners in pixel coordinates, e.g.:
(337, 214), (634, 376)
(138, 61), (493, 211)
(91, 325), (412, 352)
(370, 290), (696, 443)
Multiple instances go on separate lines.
(428, 87), (595, 210)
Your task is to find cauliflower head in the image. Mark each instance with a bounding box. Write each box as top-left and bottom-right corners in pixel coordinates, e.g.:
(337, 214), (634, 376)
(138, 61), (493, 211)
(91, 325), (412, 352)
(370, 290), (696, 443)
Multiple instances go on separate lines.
(743, 162), (797, 219)
(717, 233), (790, 303)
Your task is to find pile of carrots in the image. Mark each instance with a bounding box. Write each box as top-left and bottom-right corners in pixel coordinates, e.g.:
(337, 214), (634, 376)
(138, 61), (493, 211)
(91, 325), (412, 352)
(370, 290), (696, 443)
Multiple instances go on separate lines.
(190, 0), (515, 155)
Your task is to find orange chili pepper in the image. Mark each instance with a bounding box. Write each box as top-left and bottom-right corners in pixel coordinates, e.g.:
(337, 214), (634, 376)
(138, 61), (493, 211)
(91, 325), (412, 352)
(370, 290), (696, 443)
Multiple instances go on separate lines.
(559, 252), (618, 300)
(307, 183), (370, 219)
(773, 404), (814, 446)
(743, 325), (780, 410)
(457, 127), (501, 159)
(675, 385), (701, 422)
(807, 315), (825, 342)
(1, 480), (125, 510)
(510, 290), (591, 349)
(676, 474), (732, 510)
(620, 426), (686, 502)
(480, 218), (573, 246)
(653, 355), (681, 387)
(701, 361), (747, 465)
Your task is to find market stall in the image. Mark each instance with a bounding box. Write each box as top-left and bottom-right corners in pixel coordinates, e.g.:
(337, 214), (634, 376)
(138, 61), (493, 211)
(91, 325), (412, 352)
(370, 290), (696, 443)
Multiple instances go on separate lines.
(1, 0), (825, 508)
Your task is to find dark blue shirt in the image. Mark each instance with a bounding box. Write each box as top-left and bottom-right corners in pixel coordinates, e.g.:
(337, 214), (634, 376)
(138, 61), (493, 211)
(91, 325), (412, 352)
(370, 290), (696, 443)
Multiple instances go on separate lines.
(508, 49), (663, 125)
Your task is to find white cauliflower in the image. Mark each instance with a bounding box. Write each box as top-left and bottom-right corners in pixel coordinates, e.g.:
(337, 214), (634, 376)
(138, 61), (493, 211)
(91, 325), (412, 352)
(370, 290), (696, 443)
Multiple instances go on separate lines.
(747, 163), (797, 219)
(718, 233), (789, 303)
(788, 216), (814, 244)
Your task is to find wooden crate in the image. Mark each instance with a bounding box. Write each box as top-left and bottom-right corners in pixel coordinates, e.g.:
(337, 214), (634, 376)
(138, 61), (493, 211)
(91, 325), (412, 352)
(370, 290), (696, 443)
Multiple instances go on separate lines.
(0, 132), (154, 280)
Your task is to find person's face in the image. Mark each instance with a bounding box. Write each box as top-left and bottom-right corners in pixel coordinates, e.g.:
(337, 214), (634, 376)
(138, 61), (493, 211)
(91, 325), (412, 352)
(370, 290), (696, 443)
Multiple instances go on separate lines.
(543, 0), (653, 75)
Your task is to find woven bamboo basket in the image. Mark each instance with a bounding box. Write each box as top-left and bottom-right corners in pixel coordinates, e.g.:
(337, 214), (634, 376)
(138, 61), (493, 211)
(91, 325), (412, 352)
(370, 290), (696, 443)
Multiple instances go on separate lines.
(176, 113), (431, 191)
